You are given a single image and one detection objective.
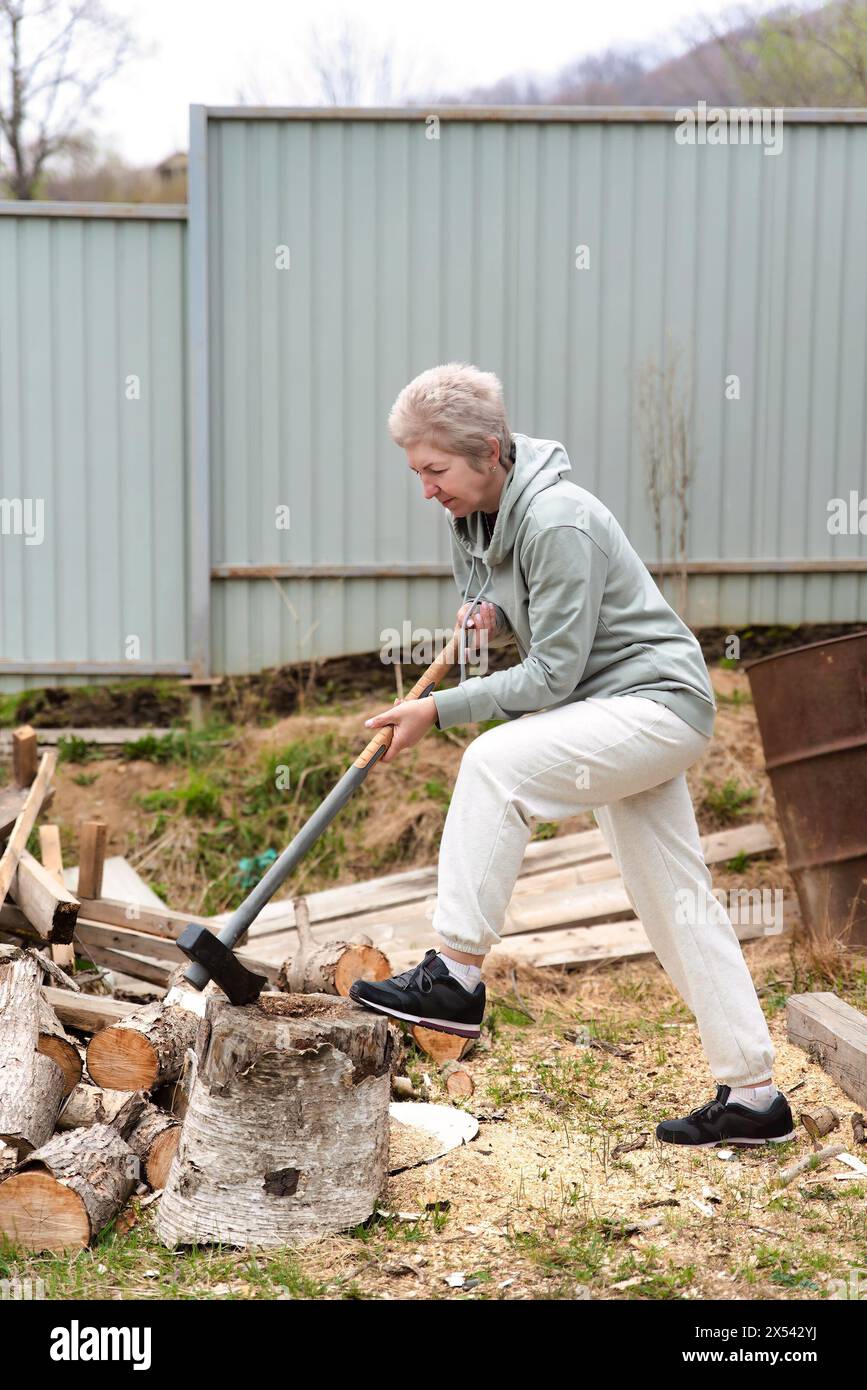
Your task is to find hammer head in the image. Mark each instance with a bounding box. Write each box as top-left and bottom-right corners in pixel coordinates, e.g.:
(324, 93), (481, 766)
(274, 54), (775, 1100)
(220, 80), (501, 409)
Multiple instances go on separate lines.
(176, 924), (268, 1006)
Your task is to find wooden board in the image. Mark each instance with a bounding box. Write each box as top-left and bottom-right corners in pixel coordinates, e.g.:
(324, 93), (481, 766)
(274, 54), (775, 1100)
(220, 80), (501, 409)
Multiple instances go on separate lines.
(787, 992), (867, 1109)
(42, 986), (139, 1033)
(0, 751), (57, 904)
(249, 822), (779, 967)
(236, 822), (777, 941)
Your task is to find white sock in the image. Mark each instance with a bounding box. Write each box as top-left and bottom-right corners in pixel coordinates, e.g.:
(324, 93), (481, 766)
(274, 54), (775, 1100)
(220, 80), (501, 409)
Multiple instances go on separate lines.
(437, 953), (483, 993)
(728, 1082), (779, 1111)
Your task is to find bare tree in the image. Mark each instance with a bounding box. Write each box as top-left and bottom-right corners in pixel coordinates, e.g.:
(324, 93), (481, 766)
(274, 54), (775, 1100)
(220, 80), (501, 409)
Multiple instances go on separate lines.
(238, 14), (440, 109)
(0, 0), (139, 200)
(636, 334), (696, 618)
(688, 0), (867, 106)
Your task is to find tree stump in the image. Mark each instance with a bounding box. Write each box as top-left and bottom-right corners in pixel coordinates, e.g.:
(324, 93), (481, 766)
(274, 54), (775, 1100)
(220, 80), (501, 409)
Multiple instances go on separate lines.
(0, 953), (66, 1158)
(85, 999), (199, 1091)
(155, 993), (392, 1249)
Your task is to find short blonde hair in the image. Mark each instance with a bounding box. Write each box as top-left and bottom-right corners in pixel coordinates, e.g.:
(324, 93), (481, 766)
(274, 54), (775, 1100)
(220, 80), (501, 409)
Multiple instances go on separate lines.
(388, 362), (512, 471)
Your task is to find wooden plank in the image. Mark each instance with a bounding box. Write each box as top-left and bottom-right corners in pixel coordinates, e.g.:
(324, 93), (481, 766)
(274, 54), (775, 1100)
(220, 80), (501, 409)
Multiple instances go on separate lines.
(76, 897), (219, 940)
(0, 784), (54, 839)
(73, 940), (174, 986)
(232, 826), (618, 937)
(238, 821), (777, 941)
(77, 821), (107, 900)
(0, 727), (177, 749)
(11, 726), (38, 788)
(42, 985), (139, 1033)
(249, 822), (780, 966)
(387, 916), (778, 973)
(39, 826), (64, 879)
(0, 750), (57, 906)
(787, 992), (867, 1109)
(9, 849), (79, 942)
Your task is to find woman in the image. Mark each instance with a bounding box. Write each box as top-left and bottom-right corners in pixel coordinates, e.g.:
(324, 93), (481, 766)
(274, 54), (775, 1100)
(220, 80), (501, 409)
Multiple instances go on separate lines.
(351, 363), (794, 1148)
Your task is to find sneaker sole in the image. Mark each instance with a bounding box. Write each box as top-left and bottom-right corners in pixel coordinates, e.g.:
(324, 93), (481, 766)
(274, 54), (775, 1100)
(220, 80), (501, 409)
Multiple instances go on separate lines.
(349, 995), (481, 1038)
(657, 1129), (797, 1148)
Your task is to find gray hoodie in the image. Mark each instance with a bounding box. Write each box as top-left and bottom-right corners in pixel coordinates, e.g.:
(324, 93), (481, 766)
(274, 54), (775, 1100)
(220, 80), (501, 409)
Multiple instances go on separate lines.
(431, 432), (717, 737)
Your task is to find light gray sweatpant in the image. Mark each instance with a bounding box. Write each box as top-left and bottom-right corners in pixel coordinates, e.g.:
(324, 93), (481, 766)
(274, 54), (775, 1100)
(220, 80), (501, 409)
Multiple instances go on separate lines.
(432, 693), (775, 1088)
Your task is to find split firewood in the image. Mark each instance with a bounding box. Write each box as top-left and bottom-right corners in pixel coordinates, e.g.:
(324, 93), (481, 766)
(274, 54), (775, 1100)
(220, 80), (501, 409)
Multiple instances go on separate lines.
(0, 952), (66, 1159)
(853, 1113), (865, 1146)
(440, 1059), (474, 1099)
(774, 1143), (847, 1188)
(0, 1122), (139, 1251)
(0, 750), (57, 907)
(9, 849), (79, 942)
(278, 895), (391, 996)
(40, 825), (76, 972)
(801, 1105), (841, 1145)
(85, 997), (199, 1091)
(11, 726), (38, 788)
(57, 1083), (134, 1131)
(151, 1052), (196, 1124)
(410, 1024), (473, 1065)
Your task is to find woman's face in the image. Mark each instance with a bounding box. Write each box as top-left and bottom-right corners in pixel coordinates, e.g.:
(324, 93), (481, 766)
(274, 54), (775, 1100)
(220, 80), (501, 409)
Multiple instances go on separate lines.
(406, 440), (493, 518)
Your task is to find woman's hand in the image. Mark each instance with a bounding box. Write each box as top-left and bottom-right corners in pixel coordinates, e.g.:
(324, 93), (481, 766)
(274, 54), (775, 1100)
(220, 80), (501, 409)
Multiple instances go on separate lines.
(363, 695), (437, 763)
(456, 600), (499, 647)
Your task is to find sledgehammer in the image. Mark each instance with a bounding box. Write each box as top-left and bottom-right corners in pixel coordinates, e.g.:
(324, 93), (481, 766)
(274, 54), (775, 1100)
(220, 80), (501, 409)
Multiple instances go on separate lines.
(176, 628), (467, 1004)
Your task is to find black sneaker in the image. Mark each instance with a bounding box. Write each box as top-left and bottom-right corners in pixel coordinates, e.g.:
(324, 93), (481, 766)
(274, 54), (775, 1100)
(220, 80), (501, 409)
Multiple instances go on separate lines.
(656, 1084), (796, 1147)
(348, 949), (485, 1038)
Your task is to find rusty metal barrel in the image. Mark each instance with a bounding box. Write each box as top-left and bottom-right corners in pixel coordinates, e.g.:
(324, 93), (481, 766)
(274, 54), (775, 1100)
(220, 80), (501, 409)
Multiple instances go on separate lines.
(744, 631), (867, 948)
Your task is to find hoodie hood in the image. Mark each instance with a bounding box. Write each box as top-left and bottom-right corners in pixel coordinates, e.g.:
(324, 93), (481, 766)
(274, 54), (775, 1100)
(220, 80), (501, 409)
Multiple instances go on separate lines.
(448, 432), (572, 586)
(446, 435), (573, 680)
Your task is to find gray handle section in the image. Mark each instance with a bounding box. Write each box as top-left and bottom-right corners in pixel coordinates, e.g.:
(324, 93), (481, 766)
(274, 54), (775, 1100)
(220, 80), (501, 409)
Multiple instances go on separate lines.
(183, 756), (379, 989)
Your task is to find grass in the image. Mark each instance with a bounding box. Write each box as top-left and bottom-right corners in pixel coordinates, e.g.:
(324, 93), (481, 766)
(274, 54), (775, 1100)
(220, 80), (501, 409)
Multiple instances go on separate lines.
(700, 777), (757, 822)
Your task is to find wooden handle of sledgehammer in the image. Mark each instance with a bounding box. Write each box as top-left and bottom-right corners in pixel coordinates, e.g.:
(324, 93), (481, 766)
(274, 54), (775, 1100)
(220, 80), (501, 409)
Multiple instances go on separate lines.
(353, 629), (463, 769)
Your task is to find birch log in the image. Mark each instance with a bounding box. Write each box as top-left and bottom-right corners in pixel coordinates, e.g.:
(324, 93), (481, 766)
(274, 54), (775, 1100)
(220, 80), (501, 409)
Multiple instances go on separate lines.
(125, 1102), (181, 1189)
(37, 993), (83, 1096)
(0, 953), (66, 1158)
(85, 999), (198, 1090)
(278, 895), (391, 996)
(155, 992), (392, 1249)
(0, 1124), (138, 1250)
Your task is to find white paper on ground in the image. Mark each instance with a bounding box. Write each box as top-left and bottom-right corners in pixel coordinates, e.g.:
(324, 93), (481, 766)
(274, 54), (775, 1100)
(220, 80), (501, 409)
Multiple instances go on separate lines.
(388, 1101), (479, 1156)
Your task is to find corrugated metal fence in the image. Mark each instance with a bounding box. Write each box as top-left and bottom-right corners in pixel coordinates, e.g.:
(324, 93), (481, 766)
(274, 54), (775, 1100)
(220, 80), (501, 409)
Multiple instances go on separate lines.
(2, 107), (866, 691)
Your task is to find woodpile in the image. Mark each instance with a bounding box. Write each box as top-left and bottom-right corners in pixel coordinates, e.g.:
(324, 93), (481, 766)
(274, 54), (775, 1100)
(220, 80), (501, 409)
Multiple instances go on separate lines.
(0, 726), (403, 1251)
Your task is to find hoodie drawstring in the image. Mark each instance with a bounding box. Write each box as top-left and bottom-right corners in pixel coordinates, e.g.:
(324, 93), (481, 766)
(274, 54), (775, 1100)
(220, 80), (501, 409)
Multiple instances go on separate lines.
(457, 556), (494, 686)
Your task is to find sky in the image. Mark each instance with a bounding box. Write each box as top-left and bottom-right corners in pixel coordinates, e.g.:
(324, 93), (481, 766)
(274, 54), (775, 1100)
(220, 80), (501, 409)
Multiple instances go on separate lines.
(67, 0), (772, 166)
